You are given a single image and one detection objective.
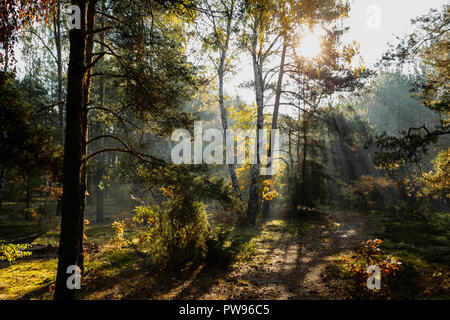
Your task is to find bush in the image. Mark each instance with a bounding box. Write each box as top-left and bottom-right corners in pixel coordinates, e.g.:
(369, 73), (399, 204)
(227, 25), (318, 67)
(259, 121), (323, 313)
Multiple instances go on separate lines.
(341, 239), (402, 298)
(0, 243), (32, 264)
(128, 190), (210, 270)
(340, 175), (398, 211)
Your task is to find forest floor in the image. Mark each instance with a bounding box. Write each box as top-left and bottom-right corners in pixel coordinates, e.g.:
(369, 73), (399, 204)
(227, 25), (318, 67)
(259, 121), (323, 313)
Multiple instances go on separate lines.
(101, 208), (375, 300)
(1, 202), (449, 300)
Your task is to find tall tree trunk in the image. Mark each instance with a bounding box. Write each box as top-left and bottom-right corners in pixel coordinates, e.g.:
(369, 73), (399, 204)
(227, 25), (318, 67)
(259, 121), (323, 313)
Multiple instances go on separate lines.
(26, 173), (32, 212)
(96, 5), (105, 224)
(302, 123), (307, 182)
(78, 0), (96, 270)
(262, 40), (287, 220)
(53, 1), (64, 217)
(54, 0), (88, 300)
(218, 54), (242, 200)
(54, 0), (64, 144)
(95, 167), (104, 223)
(288, 129), (294, 170)
(247, 19), (264, 225)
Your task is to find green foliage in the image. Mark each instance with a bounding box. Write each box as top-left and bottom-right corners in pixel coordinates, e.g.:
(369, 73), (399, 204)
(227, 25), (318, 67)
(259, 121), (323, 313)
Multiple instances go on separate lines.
(129, 193), (210, 269)
(0, 72), (63, 181)
(421, 148), (450, 199)
(286, 161), (327, 212)
(0, 243), (32, 264)
(374, 5), (449, 177)
(340, 175), (398, 211)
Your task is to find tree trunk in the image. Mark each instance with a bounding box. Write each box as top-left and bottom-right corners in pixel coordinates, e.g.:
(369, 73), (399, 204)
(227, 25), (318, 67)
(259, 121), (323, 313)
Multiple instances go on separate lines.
(94, 166), (104, 223)
(78, 0), (96, 270)
(262, 40), (287, 220)
(26, 173), (32, 212)
(218, 54), (242, 200)
(246, 19), (264, 225)
(54, 1), (64, 218)
(3, 42), (8, 72)
(96, 9), (105, 224)
(53, 0), (64, 145)
(302, 123), (307, 182)
(54, 0), (87, 301)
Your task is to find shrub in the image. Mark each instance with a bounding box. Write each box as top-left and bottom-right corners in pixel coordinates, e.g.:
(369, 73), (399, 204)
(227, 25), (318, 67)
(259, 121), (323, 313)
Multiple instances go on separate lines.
(340, 175), (398, 211)
(128, 191), (210, 270)
(341, 239), (402, 298)
(0, 243), (32, 264)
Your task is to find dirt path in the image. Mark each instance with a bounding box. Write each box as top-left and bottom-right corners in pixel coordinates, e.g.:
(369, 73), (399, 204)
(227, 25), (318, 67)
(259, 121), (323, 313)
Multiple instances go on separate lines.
(122, 209), (372, 300)
(193, 209), (371, 300)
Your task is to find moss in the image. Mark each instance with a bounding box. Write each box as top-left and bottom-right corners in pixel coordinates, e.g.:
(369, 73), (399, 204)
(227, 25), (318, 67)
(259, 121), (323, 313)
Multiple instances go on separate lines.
(0, 258), (57, 300)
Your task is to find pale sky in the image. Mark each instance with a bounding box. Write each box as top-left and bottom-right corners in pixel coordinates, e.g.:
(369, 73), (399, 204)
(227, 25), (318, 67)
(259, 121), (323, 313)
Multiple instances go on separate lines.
(226, 0), (448, 104)
(343, 0), (448, 65)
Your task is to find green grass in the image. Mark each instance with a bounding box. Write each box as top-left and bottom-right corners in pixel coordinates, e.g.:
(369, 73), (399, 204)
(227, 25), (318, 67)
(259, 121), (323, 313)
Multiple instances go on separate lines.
(209, 218), (315, 265)
(0, 218), (38, 243)
(370, 211), (450, 265)
(0, 196), (137, 300)
(0, 258), (57, 300)
(327, 210), (450, 299)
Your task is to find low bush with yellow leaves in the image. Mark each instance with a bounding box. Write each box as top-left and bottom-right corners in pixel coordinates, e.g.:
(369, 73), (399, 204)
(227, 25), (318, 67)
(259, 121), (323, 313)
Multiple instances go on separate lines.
(341, 239), (402, 298)
(0, 243), (32, 264)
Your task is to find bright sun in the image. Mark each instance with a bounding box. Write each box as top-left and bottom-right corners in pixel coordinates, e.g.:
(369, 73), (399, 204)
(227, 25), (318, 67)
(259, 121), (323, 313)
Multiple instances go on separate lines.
(297, 27), (325, 58)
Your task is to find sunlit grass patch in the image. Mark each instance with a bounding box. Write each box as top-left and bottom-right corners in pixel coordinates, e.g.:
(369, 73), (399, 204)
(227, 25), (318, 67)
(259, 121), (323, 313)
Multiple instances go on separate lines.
(0, 258), (56, 300)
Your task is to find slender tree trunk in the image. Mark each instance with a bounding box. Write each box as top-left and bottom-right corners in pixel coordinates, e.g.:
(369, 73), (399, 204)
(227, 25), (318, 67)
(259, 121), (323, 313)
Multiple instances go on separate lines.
(302, 123), (307, 182)
(54, 0), (64, 144)
(262, 40), (287, 220)
(95, 167), (104, 223)
(247, 19), (264, 225)
(96, 6), (105, 224)
(78, 0), (96, 270)
(288, 129), (294, 170)
(53, 1), (64, 217)
(26, 173), (32, 212)
(218, 55), (242, 200)
(54, 0), (87, 301)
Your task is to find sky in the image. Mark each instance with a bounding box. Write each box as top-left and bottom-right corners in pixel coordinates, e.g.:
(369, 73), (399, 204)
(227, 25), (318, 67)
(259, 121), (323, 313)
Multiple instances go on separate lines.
(343, 0), (447, 65)
(226, 0), (448, 103)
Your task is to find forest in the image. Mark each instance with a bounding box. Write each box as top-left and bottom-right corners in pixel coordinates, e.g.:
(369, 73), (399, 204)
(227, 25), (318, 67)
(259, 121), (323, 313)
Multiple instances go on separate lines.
(0, 0), (448, 303)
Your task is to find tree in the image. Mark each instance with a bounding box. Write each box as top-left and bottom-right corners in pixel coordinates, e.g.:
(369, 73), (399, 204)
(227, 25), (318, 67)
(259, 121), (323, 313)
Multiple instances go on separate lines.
(262, 0), (352, 219)
(54, 0), (200, 299)
(197, 0), (244, 200)
(0, 0), (56, 72)
(0, 72), (61, 212)
(376, 5), (449, 169)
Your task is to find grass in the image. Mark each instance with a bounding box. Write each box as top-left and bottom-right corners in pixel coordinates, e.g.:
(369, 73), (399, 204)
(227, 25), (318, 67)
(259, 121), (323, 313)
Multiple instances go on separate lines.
(370, 211), (450, 265)
(0, 196), (136, 299)
(0, 258), (57, 300)
(370, 211), (449, 299)
(208, 218), (310, 265)
(326, 210), (450, 299)
(0, 216), (39, 243)
(1, 201), (448, 300)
